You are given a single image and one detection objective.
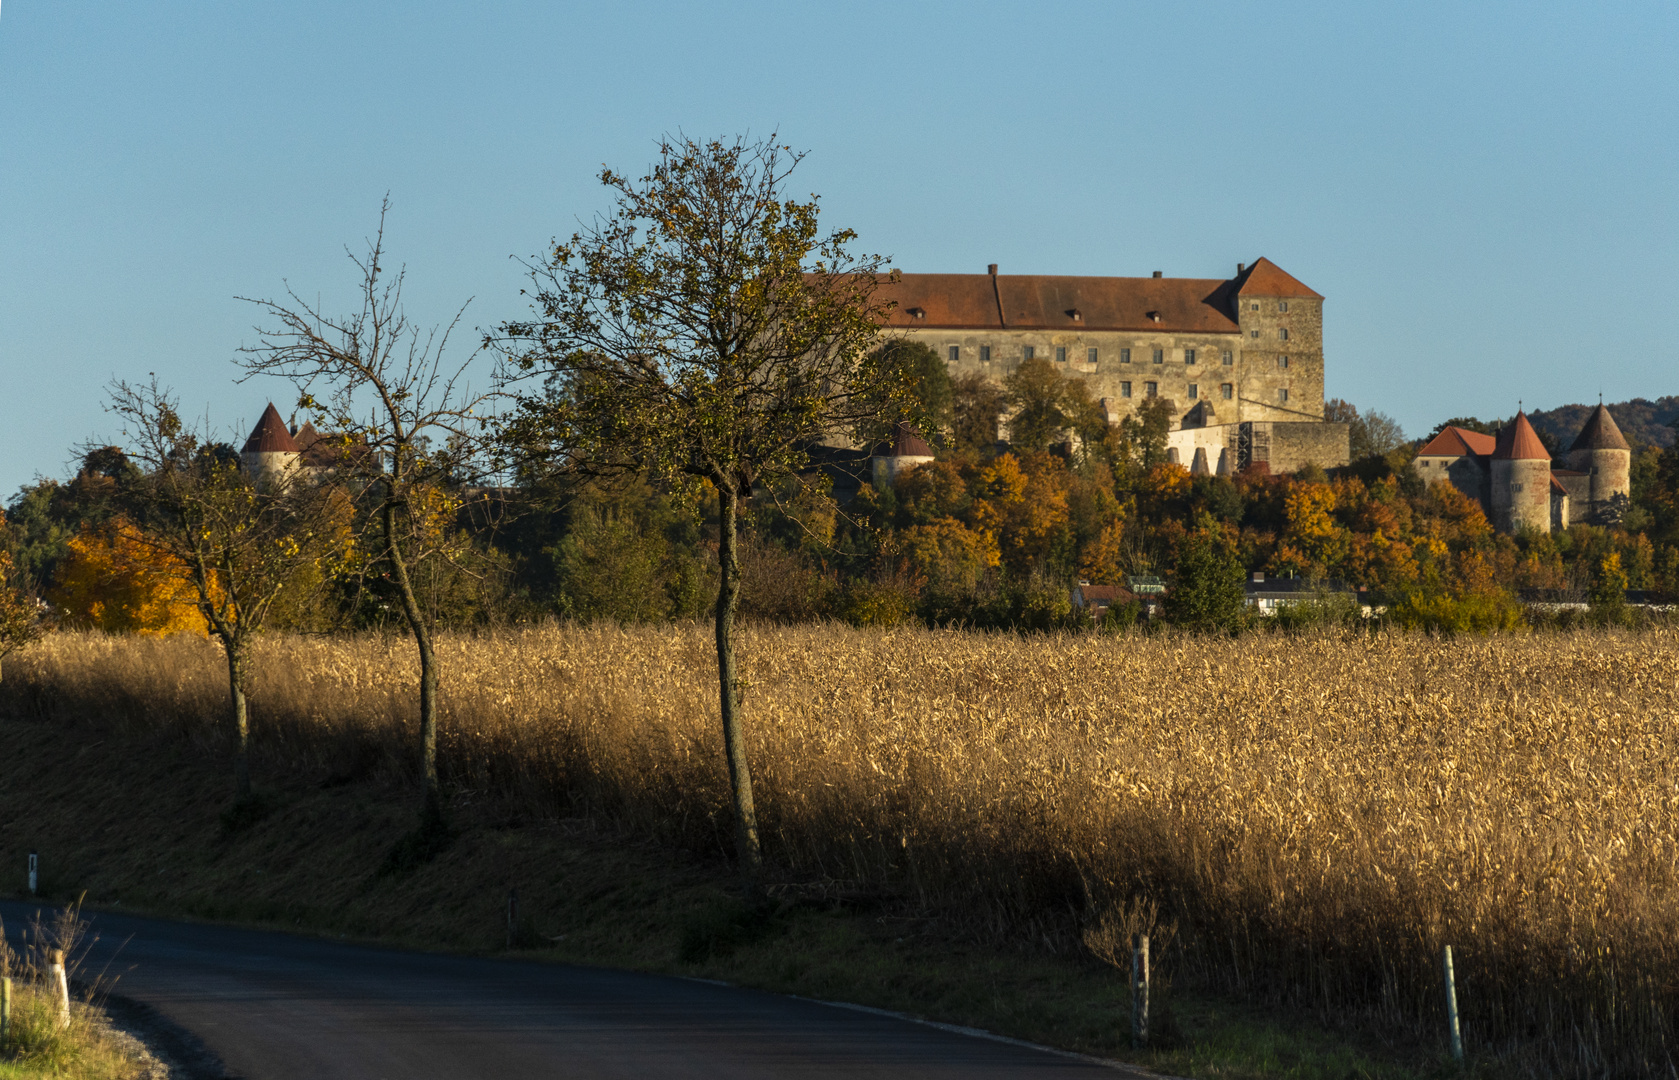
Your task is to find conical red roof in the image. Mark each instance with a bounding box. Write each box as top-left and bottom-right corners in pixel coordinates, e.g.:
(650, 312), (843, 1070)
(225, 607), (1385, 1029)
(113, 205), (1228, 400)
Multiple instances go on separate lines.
(1235, 257), (1322, 299)
(885, 420), (935, 458)
(1492, 411), (1549, 461)
(242, 403), (300, 454)
(1568, 404), (1630, 452)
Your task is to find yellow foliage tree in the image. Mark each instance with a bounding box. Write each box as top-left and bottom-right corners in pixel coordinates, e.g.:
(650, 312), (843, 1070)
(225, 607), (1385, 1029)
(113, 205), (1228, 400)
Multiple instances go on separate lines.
(51, 518), (209, 635)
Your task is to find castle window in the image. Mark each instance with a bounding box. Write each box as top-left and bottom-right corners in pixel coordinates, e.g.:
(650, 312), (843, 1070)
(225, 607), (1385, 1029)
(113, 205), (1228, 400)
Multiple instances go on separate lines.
(1222, 351), (1233, 365)
(1121, 381), (1132, 398)
(1250, 330), (1260, 338)
(1120, 348), (1131, 363)
(1278, 356), (1290, 369)
(1278, 301), (1290, 312)
(1188, 384), (1199, 399)
(1145, 381), (1158, 398)
(1278, 388), (1290, 403)
(1185, 348), (1197, 365)
(1250, 302), (1259, 311)
(1221, 383), (1233, 399)
(1087, 347), (1098, 364)
(1279, 328), (1290, 341)
(1513, 483), (1524, 492)
(948, 346), (959, 364)
(1152, 348), (1164, 364)
(1023, 345), (1035, 361)
(980, 345), (992, 363)
(1055, 346), (1067, 363)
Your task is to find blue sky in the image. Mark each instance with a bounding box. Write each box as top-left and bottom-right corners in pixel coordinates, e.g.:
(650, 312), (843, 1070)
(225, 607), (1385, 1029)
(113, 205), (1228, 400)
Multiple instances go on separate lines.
(2, 1), (1676, 495)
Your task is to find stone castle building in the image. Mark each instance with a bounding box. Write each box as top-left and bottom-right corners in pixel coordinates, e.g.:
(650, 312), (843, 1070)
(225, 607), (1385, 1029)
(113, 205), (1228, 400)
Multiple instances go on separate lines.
(240, 402), (338, 482)
(1414, 404), (1632, 533)
(874, 257), (1349, 473)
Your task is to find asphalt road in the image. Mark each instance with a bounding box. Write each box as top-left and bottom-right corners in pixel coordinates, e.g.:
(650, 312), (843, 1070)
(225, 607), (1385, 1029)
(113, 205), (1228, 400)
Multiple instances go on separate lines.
(1, 901), (1135, 1079)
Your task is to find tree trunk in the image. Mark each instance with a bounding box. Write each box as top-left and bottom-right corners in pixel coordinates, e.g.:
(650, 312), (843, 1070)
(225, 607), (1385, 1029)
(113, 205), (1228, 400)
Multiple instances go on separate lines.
(384, 500), (441, 818)
(227, 643), (251, 802)
(714, 483), (763, 895)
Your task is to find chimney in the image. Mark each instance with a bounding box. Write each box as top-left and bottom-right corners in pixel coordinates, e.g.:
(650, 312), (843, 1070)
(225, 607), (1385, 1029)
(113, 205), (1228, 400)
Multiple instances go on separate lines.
(987, 264), (998, 275)
(1237, 263), (1246, 274)
(1152, 270), (1162, 278)
(1252, 571), (1264, 582)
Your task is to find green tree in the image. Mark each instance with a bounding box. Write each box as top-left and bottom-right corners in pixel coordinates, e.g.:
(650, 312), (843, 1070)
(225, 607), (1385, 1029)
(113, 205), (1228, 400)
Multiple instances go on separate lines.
(1165, 527), (1247, 633)
(952, 372), (1007, 454)
(869, 340), (952, 443)
(495, 134), (905, 893)
(1004, 357), (1099, 453)
(0, 513), (44, 682)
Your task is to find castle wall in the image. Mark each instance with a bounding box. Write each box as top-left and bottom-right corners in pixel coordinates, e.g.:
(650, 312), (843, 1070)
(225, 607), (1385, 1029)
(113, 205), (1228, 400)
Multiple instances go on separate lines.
(1235, 295), (1326, 424)
(241, 450), (299, 485)
(1266, 421), (1350, 473)
(1490, 459), (1551, 533)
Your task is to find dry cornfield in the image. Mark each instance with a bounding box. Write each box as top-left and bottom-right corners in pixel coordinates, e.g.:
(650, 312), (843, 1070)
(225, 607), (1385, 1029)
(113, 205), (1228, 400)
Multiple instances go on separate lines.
(5, 623), (1678, 1076)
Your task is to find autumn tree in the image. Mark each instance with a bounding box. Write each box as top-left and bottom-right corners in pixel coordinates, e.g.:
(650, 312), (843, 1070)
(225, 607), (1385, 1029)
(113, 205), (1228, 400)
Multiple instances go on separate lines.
(0, 512), (44, 681)
(108, 379), (346, 803)
(238, 201), (499, 832)
(951, 372), (1007, 455)
(494, 134), (907, 892)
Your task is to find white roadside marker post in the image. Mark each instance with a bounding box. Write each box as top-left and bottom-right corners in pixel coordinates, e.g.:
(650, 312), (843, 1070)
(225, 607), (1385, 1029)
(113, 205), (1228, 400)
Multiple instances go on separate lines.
(27, 852), (36, 896)
(1, 975), (11, 1043)
(1443, 944), (1464, 1065)
(1131, 933), (1150, 1050)
(49, 949), (69, 1029)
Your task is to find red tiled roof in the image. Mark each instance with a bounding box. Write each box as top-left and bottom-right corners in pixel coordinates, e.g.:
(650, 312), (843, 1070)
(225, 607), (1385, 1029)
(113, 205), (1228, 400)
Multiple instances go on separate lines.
(1235, 257), (1323, 299)
(880, 421), (935, 458)
(1079, 586), (1124, 603)
(1416, 426), (1496, 458)
(874, 273), (1244, 333)
(242, 403), (299, 454)
(1568, 404), (1631, 452)
(1492, 412), (1550, 461)
(1551, 475), (1569, 495)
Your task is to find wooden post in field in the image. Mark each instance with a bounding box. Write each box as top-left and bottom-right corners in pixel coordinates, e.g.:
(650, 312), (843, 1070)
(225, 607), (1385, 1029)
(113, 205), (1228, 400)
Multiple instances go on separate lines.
(1443, 944), (1464, 1064)
(506, 888), (518, 950)
(1, 976), (11, 1042)
(49, 949), (69, 1029)
(1131, 933), (1149, 1050)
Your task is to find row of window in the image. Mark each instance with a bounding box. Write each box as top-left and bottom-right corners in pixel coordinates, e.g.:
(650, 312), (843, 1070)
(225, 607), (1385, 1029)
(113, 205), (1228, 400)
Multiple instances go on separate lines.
(1248, 301), (1292, 312)
(1116, 383), (1291, 403)
(1249, 328), (1290, 340)
(958, 345), (1246, 365)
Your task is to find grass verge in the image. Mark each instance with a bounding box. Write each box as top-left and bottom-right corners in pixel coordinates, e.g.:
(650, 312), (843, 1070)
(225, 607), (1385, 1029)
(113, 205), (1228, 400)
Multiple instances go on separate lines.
(0, 712), (1465, 1080)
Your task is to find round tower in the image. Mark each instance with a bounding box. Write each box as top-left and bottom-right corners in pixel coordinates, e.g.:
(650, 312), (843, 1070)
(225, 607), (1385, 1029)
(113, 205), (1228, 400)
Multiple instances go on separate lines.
(240, 402), (301, 484)
(872, 421), (936, 486)
(1489, 411), (1551, 534)
(1565, 403), (1631, 510)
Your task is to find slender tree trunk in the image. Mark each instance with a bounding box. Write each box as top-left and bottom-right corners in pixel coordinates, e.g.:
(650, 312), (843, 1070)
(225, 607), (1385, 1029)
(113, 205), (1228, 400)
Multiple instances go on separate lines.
(226, 642), (251, 802)
(384, 500), (441, 818)
(714, 483), (763, 895)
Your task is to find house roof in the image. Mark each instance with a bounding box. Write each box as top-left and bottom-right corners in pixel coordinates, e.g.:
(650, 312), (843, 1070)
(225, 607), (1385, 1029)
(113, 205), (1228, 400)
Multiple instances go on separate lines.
(1417, 426), (1496, 458)
(1078, 585), (1124, 603)
(1492, 411), (1550, 461)
(1551, 475), (1570, 495)
(875, 272), (1249, 334)
(1569, 403), (1631, 452)
(877, 421), (935, 458)
(1234, 257), (1323, 299)
(242, 403), (299, 454)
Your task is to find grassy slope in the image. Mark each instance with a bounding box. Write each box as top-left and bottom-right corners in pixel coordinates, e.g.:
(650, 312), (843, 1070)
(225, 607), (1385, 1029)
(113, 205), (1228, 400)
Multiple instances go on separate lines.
(0, 715), (1452, 1080)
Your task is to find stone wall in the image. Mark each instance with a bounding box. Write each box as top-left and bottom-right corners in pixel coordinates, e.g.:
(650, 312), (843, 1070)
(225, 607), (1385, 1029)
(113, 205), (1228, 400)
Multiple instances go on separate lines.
(1265, 420), (1351, 472)
(1234, 295), (1326, 425)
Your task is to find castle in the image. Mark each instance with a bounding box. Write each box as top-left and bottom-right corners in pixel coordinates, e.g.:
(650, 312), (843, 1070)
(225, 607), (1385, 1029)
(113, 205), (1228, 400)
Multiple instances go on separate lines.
(874, 257), (1350, 473)
(239, 402), (340, 481)
(1414, 405), (1631, 533)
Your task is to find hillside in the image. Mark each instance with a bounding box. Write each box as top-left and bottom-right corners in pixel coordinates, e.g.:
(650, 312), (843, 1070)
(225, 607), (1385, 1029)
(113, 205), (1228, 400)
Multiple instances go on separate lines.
(1525, 396), (1679, 450)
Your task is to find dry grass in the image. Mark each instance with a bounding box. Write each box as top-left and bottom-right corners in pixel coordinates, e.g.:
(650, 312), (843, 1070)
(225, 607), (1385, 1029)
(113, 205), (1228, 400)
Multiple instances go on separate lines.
(5, 623), (1678, 1076)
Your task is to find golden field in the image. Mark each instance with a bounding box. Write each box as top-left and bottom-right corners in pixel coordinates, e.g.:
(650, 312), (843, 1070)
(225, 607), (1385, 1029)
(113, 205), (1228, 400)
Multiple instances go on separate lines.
(5, 623), (1678, 1076)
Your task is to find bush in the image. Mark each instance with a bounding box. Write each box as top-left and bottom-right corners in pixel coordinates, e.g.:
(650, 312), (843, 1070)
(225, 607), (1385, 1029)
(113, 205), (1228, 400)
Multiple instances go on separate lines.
(1386, 588), (1525, 633)
(1164, 537), (1246, 634)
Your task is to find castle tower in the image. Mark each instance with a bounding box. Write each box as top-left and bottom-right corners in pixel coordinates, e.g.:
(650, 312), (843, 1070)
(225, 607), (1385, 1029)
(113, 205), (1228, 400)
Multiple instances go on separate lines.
(1489, 411), (1551, 534)
(1565, 403), (1631, 514)
(241, 402), (301, 483)
(872, 421), (936, 486)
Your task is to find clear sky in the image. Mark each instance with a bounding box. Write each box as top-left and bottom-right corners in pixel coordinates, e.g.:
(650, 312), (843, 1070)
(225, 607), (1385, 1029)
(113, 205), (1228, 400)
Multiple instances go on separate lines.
(2, 1), (1676, 495)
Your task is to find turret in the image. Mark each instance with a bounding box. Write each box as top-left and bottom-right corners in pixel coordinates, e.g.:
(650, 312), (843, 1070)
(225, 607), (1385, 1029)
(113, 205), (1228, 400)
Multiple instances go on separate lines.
(1489, 411), (1551, 534)
(872, 421), (936, 485)
(241, 402), (301, 484)
(1565, 403), (1631, 513)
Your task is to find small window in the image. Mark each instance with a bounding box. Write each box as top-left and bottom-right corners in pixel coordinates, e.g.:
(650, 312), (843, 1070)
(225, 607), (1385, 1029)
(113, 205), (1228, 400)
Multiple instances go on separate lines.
(1279, 328), (1290, 341)
(947, 346), (959, 364)
(1513, 483), (1524, 492)
(1023, 345), (1035, 361)
(1278, 301), (1290, 312)
(1222, 351), (1233, 365)
(1120, 347), (1131, 363)
(1087, 347), (1098, 364)
(1055, 346), (1067, 363)
(1152, 348), (1164, 364)
(1250, 330), (1260, 338)
(1188, 384), (1199, 399)
(1121, 381), (1132, 398)
(980, 345), (991, 363)
(1145, 381), (1158, 398)
(1278, 388), (1290, 403)
(1249, 302), (1259, 311)
(1221, 383), (1233, 399)
(1185, 348), (1197, 365)
(1277, 356), (1289, 369)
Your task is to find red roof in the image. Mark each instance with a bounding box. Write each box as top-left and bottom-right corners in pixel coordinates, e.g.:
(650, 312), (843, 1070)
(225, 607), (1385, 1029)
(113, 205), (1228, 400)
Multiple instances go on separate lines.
(875, 273), (1244, 333)
(1568, 404), (1631, 452)
(1492, 412), (1549, 461)
(1416, 426), (1496, 458)
(1551, 475), (1569, 495)
(1235, 257), (1323, 299)
(242, 403), (300, 454)
(880, 421), (935, 458)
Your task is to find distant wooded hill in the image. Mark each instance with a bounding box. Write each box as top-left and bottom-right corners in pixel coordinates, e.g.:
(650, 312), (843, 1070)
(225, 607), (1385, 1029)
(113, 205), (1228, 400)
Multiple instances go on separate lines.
(1525, 397), (1679, 450)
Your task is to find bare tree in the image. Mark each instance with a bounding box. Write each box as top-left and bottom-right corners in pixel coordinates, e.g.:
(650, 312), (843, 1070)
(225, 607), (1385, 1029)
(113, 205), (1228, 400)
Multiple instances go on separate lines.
(494, 134), (908, 893)
(238, 200), (499, 831)
(108, 379), (346, 803)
